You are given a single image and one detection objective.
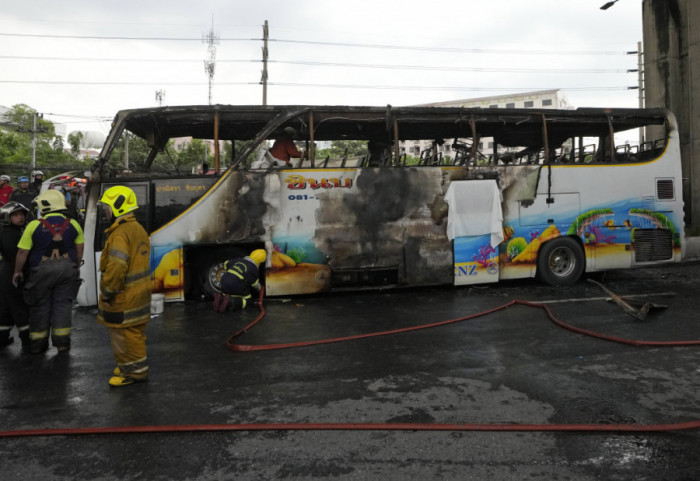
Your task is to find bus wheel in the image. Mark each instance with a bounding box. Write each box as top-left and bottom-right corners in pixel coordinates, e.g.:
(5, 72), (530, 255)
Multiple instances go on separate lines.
(200, 260), (227, 299)
(537, 237), (584, 286)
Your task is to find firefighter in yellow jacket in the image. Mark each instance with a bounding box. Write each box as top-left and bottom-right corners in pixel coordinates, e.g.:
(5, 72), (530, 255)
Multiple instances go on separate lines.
(97, 186), (151, 387)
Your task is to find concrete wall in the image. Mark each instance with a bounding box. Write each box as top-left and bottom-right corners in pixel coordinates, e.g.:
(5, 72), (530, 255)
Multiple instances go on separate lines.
(643, 0), (700, 234)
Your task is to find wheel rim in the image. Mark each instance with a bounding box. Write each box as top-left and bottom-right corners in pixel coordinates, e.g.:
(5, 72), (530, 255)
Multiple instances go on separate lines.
(548, 246), (576, 278)
(207, 262), (226, 290)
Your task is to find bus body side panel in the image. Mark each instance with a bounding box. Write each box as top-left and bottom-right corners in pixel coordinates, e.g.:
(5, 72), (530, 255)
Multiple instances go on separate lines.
(504, 191), (581, 278)
(149, 170), (261, 247)
(463, 164), (542, 281)
(265, 167), (455, 295)
(151, 245), (184, 301)
(76, 182), (101, 307)
(524, 131), (683, 275)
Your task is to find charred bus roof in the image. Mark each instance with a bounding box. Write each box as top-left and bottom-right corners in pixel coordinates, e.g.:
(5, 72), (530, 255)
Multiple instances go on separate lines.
(97, 104), (669, 171)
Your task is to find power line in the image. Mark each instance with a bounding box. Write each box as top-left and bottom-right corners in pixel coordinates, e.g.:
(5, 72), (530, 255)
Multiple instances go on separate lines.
(0, 32), (255, 41)
(0, 55), (227, 63)
(269, 38), (634, 56)
(0, 79), (636, 92)
(0, 31), (635, 55)
(0, 80), (218, 85)
(43, 112), (112, 120)
(0, 54), (635, 74)
(271, 60), (634, 74)
(267, 82), (635, 92)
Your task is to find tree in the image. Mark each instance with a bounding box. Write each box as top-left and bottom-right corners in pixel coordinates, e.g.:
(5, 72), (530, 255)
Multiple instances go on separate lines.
(109, 133), (152, 171)
(0, 104), (79, 174)
(68, 131), (84, 157)
(52, 137), (65, 151)
(317, 140), (367, 158)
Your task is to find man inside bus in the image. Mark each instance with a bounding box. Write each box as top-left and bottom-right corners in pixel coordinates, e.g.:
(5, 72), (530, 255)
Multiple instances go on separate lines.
(269, 126), (303, 167)
(213, 249), (266, 313)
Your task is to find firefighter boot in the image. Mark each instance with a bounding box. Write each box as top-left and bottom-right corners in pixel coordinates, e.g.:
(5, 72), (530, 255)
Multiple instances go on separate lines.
(212, 293), (223, 312)
(108, 375), (147, 387)
(218, 295), (231, 313)
(109, 375), (134, 387)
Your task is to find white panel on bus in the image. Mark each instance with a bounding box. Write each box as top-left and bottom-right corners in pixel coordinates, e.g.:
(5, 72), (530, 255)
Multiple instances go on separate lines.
(519, 193), (580, 227)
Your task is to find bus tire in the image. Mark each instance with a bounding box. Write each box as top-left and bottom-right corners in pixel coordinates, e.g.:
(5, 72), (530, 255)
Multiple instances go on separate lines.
(200, 260), (227, 300)
(191, 247), (249, 300)
(536, 237), (584, 286)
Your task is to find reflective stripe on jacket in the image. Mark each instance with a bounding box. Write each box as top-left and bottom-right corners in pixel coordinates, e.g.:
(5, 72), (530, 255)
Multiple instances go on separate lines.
(98, 213), (151, 328)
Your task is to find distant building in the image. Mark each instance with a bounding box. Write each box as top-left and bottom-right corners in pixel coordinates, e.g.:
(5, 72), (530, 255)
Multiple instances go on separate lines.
(414, 89), (570, 110)
(64, 147), (100, 160)
(0, 105), (14, 130)
(400, 90), (571, 159)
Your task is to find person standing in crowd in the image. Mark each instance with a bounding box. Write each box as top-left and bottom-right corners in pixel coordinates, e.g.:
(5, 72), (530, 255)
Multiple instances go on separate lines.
(9, 176), (38, 216)
(0, 202), (30, 351)
(97, 186), (151, 387)
(0, 175), (14, 207)
(213, 249), (266, 313)
(269, 126), (303, 167)
(31, 170), (44, 192)
(13, 190), (84, 354)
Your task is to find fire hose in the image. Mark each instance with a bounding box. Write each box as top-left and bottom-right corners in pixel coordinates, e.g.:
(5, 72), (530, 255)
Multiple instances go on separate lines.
(2, 288), (699, 439)
(227, 289), (700, 352)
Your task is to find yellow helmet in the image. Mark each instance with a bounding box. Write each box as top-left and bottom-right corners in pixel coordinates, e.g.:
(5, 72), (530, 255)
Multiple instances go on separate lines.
(100, 185), (138, 217)
(249, 249), (267, 265)
(34, 189), (65, 215)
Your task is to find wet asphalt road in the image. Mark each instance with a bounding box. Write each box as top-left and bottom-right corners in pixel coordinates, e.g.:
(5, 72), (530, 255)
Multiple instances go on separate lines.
(0, 262), (699, 480)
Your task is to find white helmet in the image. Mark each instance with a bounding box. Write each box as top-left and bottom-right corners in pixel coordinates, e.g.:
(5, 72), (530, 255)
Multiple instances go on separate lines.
(32, 170), (44, 177)
(0, 175), (10, 182)
(34, 189), (66, 214)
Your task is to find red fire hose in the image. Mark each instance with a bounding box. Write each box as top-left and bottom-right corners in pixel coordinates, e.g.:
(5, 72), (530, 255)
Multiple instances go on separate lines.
(1, 288), (698, 439)
(1, 420), (698, 438)
(226, 288), (700, 352)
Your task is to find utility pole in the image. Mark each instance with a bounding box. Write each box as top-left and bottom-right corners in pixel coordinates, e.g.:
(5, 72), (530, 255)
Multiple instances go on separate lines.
(31, 112), (37, 172)
(638, 40), (645, 145)
(124, 133), (130, 170)
(23, 112), (48, 172)
(261, 20), (269, 106)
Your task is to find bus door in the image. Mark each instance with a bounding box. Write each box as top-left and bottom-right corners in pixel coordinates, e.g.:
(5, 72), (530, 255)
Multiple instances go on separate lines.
(93, 182), (151, 303)
(444, 180), (503, 285)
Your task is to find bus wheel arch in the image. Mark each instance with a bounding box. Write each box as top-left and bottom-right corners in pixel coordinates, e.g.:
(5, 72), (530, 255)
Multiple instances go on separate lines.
(186, 245), (256, 300)
(536, 236), (585, 286)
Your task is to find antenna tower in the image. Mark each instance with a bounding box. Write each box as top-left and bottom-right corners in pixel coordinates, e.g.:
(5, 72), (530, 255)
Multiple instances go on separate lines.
(202, 15), (219, 105)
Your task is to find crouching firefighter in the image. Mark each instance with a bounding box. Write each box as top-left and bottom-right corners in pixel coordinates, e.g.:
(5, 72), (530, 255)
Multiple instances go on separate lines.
(213, 249), (266, 313)
(13, 190), (84, 354)
(97, 186), (151, 387)
(0, 202), (30, 351)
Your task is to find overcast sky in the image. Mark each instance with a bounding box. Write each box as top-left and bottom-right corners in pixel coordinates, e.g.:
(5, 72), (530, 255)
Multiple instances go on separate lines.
(1, 0), (643, 137)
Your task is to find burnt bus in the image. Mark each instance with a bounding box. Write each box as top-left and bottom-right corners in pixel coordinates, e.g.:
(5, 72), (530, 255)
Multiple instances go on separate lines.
(76, 105), (684, 306)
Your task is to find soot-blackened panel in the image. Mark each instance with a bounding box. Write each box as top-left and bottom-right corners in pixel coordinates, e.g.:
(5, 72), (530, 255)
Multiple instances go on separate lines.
(314, 168), (444, 272)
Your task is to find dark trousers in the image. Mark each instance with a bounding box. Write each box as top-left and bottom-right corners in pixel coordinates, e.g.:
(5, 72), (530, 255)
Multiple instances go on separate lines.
(0, 261), (29, 344)
(25, 258), (76, 352)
